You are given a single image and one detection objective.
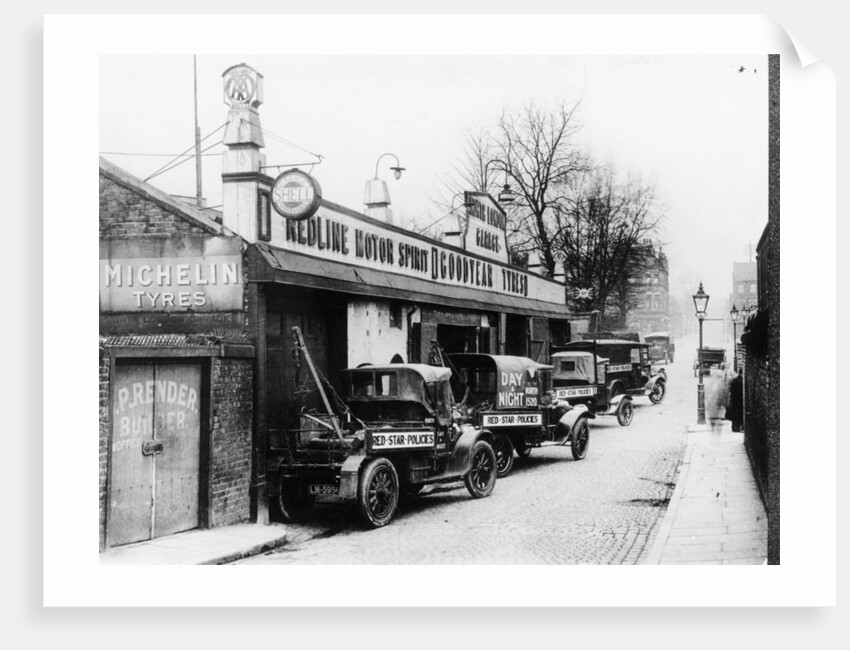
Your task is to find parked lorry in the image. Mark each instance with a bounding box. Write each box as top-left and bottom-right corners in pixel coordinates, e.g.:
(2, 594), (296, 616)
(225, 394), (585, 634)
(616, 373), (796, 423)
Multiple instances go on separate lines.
(446, 353), (594, 477)
(268, 328), (498, 528)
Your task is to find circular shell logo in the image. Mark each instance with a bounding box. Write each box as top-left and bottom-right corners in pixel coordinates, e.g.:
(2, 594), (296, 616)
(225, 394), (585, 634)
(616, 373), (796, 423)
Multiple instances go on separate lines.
(271, 169), (323, 221)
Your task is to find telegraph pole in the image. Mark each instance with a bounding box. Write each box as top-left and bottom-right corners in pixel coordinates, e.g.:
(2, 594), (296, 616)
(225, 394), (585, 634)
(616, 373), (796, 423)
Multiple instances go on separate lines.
(193, 55), (203, 206)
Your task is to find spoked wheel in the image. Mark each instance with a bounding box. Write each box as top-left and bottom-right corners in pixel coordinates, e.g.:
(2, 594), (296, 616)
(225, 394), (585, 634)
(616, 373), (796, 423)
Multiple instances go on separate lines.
(649, 380), (666, 404)
(464, 440), (497, 498)
(278, 477), (314, 523)
(357, 458), (399, 528)
(570, 418), (590, 460)
(616, 399), (634, 427)
(493, 434), (515, 477)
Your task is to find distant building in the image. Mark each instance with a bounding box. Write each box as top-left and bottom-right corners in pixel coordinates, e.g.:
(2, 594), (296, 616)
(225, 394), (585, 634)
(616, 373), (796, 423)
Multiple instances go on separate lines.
(623, 241), (670, 336)
(730, 260), (758, 314)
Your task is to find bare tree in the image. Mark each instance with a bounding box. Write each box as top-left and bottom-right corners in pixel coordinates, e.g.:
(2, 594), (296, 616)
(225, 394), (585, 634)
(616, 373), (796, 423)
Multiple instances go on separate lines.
(559, 167), (665, 323)
(493, 100), (588, 275)
(438, 100), (665, 328)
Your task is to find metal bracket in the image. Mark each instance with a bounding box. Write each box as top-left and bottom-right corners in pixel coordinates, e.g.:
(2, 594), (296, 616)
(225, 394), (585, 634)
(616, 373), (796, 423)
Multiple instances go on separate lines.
(142, 439), (164, 456)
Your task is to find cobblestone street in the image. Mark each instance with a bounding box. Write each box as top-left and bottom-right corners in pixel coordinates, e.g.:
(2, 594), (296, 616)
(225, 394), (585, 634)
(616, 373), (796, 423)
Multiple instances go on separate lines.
(235, 343), (703, 565)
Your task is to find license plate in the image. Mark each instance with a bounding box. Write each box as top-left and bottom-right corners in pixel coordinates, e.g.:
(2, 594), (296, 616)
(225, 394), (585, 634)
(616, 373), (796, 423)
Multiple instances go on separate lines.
(308, 483), (338, 495)
(371, 431), (434, 449)
(557, 387), (596, 399)
(482, 413), (542, 427)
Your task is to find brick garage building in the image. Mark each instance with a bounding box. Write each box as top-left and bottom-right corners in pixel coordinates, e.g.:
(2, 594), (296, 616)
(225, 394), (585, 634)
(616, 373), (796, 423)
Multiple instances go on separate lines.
(99, 157), (256, 551)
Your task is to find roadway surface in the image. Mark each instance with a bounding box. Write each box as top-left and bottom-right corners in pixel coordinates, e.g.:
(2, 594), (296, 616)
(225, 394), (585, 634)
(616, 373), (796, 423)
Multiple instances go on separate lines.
(234, 339), (715, 565)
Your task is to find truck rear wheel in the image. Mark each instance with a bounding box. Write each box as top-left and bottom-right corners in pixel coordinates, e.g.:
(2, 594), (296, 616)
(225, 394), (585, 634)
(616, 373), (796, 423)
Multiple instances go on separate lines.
(358, 458), (399, 528)
(278, 478), (314, 523)
(464, 440), (497, 498)
(493, 433), (515, 477)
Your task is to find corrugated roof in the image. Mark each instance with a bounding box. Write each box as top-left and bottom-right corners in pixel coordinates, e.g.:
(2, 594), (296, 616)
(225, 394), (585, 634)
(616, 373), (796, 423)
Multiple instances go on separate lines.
(100, 332), (249, 348)
(249, 244), (571, 320)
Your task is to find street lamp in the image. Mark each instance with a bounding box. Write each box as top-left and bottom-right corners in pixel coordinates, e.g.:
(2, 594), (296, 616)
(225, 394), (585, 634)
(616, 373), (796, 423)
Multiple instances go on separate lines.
(373, 152), (405, 180)
(730, 304), (739, 372)
(692, 282), (710, 425)
(483, 159), (516, 204)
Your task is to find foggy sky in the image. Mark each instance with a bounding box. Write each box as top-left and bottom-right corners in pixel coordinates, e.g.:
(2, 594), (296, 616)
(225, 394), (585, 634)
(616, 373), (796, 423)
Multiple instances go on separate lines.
(100, 53), (768, 318)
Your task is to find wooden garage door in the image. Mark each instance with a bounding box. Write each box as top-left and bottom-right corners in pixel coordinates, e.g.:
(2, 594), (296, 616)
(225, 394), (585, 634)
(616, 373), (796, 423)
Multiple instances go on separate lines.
(109, 362), (201, 546)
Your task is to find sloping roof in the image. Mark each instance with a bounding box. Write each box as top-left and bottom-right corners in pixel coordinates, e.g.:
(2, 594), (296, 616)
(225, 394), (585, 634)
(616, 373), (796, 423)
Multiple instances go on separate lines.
(99, 156), (231, 236)
(249, 243), (571, 320)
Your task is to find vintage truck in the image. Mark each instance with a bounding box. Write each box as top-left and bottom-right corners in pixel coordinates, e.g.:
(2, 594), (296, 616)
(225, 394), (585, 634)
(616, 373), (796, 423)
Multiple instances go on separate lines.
(446, 353), (594, 477)
(268, 328), (499, 528)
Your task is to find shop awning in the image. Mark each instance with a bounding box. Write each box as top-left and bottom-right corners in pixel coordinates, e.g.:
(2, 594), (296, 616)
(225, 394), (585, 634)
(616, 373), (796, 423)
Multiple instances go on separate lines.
(248, 244), (571, 320)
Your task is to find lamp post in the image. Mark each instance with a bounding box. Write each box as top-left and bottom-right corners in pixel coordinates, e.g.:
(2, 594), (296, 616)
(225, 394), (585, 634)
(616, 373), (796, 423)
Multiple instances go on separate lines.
(373, 152), (405, 180)
(730, 304), (739, 372)
(693, 282), (710, 425)
(482, 159), (516, 204)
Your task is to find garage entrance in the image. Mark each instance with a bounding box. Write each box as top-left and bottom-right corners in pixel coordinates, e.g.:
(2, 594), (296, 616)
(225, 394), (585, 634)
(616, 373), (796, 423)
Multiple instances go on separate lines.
(108, 362), (202, 546)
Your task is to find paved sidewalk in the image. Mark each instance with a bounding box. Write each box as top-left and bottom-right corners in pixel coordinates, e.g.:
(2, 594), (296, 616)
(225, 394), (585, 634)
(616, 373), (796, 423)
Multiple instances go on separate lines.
(99, 523), (288, 565)
(642, 421), (767, 564)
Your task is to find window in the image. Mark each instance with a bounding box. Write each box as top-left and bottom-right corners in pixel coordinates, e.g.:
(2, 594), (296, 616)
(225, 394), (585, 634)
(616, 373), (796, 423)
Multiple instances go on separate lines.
(749, 285), (756, 294)
(738, 285), (744, 294)
(389, 301), (403, 329)
(257, 191), (271, 241)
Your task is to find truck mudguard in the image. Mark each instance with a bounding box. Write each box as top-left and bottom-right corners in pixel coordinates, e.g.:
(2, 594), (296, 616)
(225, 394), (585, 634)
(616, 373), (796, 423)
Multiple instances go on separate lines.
(645, 374), (664, 393)
(338, 453), (368, 501)
(446, 423), (494, 476)
(603, 393), (630, 415)
(553, 404), (594, 442)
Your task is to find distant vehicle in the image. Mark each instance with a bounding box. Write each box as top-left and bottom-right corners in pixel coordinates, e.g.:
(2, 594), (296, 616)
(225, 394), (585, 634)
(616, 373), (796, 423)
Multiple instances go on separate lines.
(269, 329), (498, 528)
(552, 339), (667, 424)
(446, 353), (594, 477)
(645, 331), (675, 364)
(551, 349), (635, 426)
(694, 346), (726, 377)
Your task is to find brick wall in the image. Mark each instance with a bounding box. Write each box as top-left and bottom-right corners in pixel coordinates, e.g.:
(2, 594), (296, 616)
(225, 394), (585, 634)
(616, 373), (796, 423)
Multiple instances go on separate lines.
(98, 351), (110, 551)
(209, 358), (254, 526)
(99, 161), (257, 548)
(743, 54), (780, 565)
(100, 175), (212, 239)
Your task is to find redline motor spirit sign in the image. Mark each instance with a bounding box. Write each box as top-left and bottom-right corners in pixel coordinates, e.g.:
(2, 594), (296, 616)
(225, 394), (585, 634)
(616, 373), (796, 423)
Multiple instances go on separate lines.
(100, 236), (244, 313)
(268, 198), (564, 304)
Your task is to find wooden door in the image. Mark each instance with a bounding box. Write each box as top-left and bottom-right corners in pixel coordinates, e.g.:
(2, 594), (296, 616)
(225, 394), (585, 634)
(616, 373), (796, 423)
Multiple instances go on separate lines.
(152, 364), (201, 538)
(109, 364), (155, 546)
(108, 362), (201, 546)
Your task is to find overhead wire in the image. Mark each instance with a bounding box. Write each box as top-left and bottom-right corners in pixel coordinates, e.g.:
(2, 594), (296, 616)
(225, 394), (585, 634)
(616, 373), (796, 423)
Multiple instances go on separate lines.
(241, 116), (323, 164)
(144, 139), (224, 182)
(142, 122), (226, 182)
(99, 151), (222, 157)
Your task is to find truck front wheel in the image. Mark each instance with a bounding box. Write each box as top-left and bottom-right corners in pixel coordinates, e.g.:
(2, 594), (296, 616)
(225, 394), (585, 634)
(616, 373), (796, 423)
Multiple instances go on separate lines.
(464, 440), (497, 498)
